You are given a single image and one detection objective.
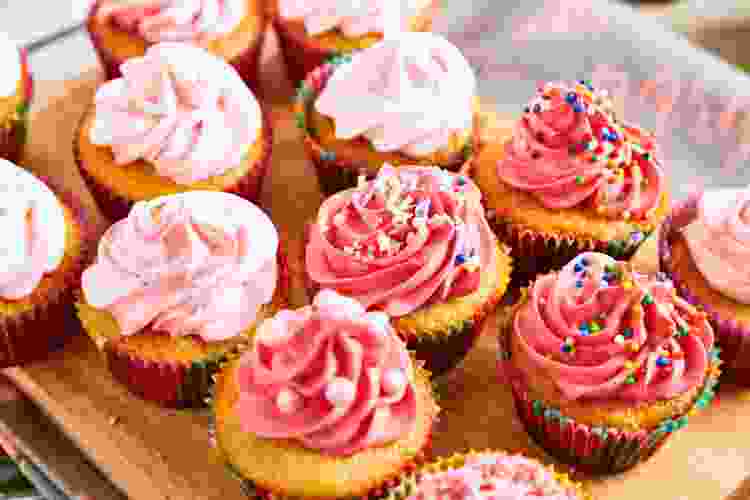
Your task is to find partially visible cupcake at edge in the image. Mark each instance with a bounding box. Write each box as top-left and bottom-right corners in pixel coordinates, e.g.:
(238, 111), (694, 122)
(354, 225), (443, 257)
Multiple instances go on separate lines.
(295, 31), (479, 196)
(379, 450), (587, 500)
(469, 81), (669, 282)
(86, 0), (267, 91)
(498, 252), (721, 474)
(305, 165), (512, 375)
(209, 289), (438, 499)
(272, 0), (438, 87)
(0, 159), (89, 367)
(660, 185), (750, 384)
(0, 33), (32, 164)
(74, 43), (272, 223)
(77, 191), (289, 408)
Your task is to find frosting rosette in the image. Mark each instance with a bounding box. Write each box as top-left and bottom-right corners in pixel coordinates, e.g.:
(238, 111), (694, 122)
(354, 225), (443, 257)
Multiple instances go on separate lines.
(306, 165), (497, 317)
(405, 453), (580, 500)
(511, 252), (713, 403)
(314, 32), (475, 157)
(89, 42), (261, 184)
(0, 159), (67, 300)
(234, 289), (417, 456)
(81, 191), (278, 342)
(682, 187), (750, 305)
(497, 81), (665, 220)
(96, 0), (246, 43)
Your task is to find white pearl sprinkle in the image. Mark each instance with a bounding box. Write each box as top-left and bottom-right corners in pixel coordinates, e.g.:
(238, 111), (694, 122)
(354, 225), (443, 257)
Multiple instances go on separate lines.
(325, 378), (356, 407)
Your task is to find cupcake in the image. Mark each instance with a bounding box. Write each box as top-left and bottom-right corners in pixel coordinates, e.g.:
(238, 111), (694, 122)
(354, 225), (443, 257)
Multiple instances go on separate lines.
(76, 191), (289, 408)
(0, 34), (32, 165)
(295, 31), (479, 197)
(469, 81), (669, 283)
(660, 187), (750, 384)
(381, 450), (587, 500)
(0, 159), (89, 367)
(86, 0), (267, 92)
(209, 289), (438, 499)
(305, 165), (512, 375)
(74, 42), (272, 223)
(272, 0), (438, 88)
(498, 252), (721, 474)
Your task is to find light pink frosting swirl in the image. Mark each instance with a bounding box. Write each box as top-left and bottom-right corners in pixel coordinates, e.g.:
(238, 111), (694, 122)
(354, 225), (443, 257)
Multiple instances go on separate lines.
(406, 453), (580, 500)
(314, 32), (475, 157)
(97, 0), (246, 43)
(89, 42), (261, 184)
(683, 187), (750, 304)
(509, 252), (713, 403)
(81, 191), (278, 342)
(498, 81), (665, 220)
(306, 165), (497, 317)
(0, 160), (67, 300)
(235, 290), (417, 456)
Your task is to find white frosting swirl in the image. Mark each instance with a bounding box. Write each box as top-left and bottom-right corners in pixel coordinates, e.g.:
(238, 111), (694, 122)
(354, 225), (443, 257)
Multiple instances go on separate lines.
(314, 32), (475, 157)
(0, 159), (67, 300)
(0, 33), (20, 98)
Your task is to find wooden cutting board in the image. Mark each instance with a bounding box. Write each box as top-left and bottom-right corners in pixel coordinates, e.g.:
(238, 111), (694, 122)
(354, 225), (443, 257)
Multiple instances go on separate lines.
(4, 26), (750, 500)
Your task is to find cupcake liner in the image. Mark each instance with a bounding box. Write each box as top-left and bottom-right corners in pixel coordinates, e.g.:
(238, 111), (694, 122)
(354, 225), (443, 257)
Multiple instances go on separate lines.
(0, 185), (93, 368)
(274, 0), (438, 89)
(86, 0), (267, 92)
(73, 104), (273, 222)
(659, 198), (750, 384)
(87, 250), (290, 409)
(294, 56), (475, 198)
(497, 311), (723, 475)
(302, 224), (510, 376)
(487, 214), (652, 286)
(207, 355), (437, 500)
(0, 48), (33, 165)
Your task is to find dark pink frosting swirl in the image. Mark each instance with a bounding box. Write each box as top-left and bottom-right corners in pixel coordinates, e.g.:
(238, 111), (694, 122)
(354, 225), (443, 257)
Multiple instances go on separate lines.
(306, 165), (498, 317)
(497, 81), (665, 220)
(235, 290), (417, 456)
(510, 252), (713, 403)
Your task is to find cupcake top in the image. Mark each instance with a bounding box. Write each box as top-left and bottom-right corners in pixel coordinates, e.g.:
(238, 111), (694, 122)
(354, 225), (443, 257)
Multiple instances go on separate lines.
(96, 0), (246, 43)
(0, 33), (20, 98)
(405, 452), (580, 500)
(81, 191), (278, 342)
(509, 252), (713, 403)
(306, 165), (497, 317)
(314, 32), (475, 157)
(89, 42), (261, 184)
(279, 0), (431, 37)
(234, 289), (417, 456)
(682, 186), (750, 304)
(497, 81), (665, 221)
(0, 160), (67, 300)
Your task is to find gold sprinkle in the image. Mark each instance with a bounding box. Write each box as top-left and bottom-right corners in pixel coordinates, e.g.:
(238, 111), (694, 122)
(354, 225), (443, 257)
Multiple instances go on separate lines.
(622, 281), (633, 290)
(624, 361), (635, 370)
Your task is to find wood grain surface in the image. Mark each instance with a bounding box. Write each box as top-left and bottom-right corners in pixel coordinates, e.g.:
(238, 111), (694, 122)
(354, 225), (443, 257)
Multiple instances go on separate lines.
(2, 25), (750, 500)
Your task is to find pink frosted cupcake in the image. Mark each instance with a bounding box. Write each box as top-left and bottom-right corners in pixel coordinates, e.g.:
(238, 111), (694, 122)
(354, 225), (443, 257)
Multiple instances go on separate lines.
(77, 191), (289, 408)
(74, 43), (272, 223)
(0, 33), (32, 164)
(660, 186), (750, 384)
(498, 252), (721, 474)
(305, 165), (512, 375)
(87, 0), (267, 92)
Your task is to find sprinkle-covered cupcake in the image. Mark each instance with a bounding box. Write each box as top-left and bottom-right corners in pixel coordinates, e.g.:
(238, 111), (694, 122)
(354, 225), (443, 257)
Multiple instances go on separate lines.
(305, 165), (511, 375)
(74, 43), (272, 223)
(660, 187), (750, 384)
(77, 191), (289, 408)
(209, 289), (438, 499)
(87, 0), (267, 91)
(381, 450), (587, 500)
(0, 160), (89, 367)
(295, 31), (479, 197)
(498, 252), (721, 474)
(0, 33), (32, 165)
(272, 0), (438, 88)
(469, 81), (669, 283)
